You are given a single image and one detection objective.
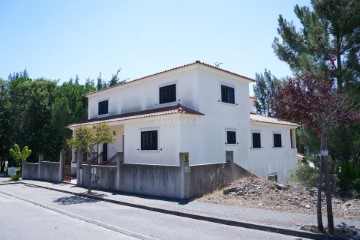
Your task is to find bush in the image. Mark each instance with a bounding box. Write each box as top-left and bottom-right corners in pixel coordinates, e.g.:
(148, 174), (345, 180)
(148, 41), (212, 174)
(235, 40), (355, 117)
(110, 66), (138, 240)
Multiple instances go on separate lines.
(337, 161), (360, 197)
(9, 174), (20, 181)
(291, 163), (319, 187)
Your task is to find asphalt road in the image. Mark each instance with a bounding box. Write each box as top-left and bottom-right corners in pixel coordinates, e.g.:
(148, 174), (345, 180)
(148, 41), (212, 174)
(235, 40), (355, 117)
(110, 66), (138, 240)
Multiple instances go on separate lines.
(0, 191), (136, 240)
(0, 183), (307, 240)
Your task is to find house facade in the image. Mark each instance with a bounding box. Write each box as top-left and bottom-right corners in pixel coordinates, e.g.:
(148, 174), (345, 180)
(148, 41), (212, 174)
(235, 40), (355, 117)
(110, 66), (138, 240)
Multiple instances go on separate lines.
(69, 61), (298, 183)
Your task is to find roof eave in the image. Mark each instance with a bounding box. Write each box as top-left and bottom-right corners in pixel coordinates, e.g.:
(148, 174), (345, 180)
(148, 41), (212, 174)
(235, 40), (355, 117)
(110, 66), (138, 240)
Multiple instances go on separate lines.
(251, 119), (299, 128)
(85, 61), (255, 97)
(67, 111), (204, 129)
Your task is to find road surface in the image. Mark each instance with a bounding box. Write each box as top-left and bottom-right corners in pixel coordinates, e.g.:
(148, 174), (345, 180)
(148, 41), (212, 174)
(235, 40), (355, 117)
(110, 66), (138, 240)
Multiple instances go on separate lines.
(0, 183), (308, 240)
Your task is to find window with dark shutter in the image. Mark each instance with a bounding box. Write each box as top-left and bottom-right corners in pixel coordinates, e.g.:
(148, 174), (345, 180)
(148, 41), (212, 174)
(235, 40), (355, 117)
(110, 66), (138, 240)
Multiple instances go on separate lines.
(252, 133), (261, 148)
(141, 130), (158, 150)
(221, 85), (235, 104)
(227, 131), (236, 144)
(159, 84), (176, 104)
(290, 129), (294, 148)
(274, 133), (282, 147)
(98, 100), (109, 115)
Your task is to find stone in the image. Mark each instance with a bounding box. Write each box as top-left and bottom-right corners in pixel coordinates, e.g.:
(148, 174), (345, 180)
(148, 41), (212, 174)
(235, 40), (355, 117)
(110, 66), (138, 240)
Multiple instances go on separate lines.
(236, 191), (244, 196)
(223, 187), (239, 194)
(305, 204), (311, 209)
(275, 182), (288, 190)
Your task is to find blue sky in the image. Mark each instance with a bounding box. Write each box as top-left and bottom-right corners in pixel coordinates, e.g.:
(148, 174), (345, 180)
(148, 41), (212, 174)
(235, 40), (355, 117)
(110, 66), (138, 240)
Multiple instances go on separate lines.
(0, 0), (310, 85)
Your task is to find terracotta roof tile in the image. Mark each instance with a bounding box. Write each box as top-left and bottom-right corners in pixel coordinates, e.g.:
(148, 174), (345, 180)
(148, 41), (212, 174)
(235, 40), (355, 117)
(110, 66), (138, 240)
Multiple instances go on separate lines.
(86, 61), (255, 96)
(68, 103), (204, 128)
(250, 113), (299, 127)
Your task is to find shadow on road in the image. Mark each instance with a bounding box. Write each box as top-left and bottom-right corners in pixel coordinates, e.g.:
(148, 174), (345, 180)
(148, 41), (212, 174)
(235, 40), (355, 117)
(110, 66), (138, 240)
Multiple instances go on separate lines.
(53, 193), (105, 205)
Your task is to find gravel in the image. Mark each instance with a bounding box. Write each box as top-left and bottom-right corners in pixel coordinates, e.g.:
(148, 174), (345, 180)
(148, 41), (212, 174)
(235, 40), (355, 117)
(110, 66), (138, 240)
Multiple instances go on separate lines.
(199, 176), (360, 220)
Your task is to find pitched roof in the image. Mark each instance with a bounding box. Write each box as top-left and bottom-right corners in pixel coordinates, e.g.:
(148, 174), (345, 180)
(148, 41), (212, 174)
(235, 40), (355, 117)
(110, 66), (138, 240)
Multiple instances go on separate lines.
(86, 60), (255, 97)
(68, 103), (204, 129)
(250, 113), (299, 127)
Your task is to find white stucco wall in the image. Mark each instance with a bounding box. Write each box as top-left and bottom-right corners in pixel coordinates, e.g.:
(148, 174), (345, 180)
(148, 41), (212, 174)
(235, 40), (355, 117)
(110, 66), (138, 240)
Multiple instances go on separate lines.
(83, 64), (297, 181)
(108, 127), (124, 158)
(244, 123), (298, 182)
(185, 67), (250, 166)
(124, 116), (181, 166)
(87, 66), (199, 119)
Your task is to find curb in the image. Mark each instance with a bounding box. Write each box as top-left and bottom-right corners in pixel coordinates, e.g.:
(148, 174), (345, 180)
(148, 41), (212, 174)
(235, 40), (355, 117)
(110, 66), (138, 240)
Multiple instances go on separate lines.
(0, 188), (157, 240)
(16, 181), (343, 240)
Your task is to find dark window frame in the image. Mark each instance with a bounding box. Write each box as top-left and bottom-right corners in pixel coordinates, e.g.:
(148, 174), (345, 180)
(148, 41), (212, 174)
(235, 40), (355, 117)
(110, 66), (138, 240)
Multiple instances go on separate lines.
(252, 132), (261, 148)
(221, 85), (235, 104)
(226, 131), (237, 144)
(290, 129), (295, 148)
(141, 130), (158, 151)
(273, 133), (282, 148)
(98, 100), (109, 115)
(159, 84), (176, 104)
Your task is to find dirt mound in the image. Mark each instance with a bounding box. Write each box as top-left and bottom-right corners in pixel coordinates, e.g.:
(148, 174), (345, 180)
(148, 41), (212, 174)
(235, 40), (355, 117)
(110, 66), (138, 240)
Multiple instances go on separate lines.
(199, 176), (360, 220)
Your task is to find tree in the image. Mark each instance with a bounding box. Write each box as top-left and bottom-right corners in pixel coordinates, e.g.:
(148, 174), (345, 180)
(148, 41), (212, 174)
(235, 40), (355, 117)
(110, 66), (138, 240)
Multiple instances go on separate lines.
(109, 68), (121, 87)
(67, 123), (115, 194)
(75, 75), (80, 85)
(272, 2), (360, 232)
(9, 144), (32, 171)
(1, 71), (95, 165)
(253, 69), (280, 117)
(8, 69), (29, 81)
(273, 0), (360, 89)
(312, 0), (360, 87)
(96, 72), (104, 91)
(0, 78), (11, 172)
(93, 123), (116, 163)
(272, 74), (359, 234)
(51, 79), (95, 153)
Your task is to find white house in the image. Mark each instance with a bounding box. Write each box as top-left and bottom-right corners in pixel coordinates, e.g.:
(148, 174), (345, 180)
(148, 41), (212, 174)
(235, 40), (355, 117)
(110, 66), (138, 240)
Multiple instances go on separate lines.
(69, 61), (298, 183)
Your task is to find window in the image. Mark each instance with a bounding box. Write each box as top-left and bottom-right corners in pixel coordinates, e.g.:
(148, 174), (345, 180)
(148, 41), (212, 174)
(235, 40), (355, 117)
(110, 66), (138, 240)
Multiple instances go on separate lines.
(290, 130), (294, 148)
(221, 85), (235, 104)
(226, 131), (236, 144)
(252, 132), (261, 148)
(273, 133), (282, 147)
(159, 84), (176, 104)
(98, 100), (109, 115)
(141, 130), (158, 150)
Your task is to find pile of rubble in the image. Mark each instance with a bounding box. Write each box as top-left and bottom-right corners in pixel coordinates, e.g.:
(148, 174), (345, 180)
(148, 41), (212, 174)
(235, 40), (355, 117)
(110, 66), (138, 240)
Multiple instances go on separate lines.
(199, 176), (360, 220)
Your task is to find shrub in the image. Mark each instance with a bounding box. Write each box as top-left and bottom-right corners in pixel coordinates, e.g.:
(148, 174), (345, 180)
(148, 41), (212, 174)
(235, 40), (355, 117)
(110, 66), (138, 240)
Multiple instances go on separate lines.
(337, 161), (360, 197)
(9, 174), (20, 181)
(291, 163), (319, 187)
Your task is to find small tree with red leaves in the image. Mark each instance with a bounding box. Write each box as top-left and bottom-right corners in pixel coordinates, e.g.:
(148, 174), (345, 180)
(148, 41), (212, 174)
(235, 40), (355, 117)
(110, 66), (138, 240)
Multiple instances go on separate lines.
(272, 74), (359, 234)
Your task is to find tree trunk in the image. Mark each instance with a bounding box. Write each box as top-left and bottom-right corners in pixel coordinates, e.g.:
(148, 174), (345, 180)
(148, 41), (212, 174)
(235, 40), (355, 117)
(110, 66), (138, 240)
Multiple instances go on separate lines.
(0, 156), (5, 173)
(321, 132), (335, 234)
(336, 35), (343, 89)
(87, 152), (92, 195)
(317, 154), (324, 232)
(97, 144), (99, 164)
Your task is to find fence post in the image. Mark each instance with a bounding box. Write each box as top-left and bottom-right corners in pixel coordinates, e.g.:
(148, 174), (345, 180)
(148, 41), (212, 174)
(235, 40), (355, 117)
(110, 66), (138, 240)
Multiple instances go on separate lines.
(179, 152), (190, 199)
(76, 151), (83, 186)
(59, 150), (64, 182)
(116, 152), (124, 191)
(21, 160), (26, 179)
(38, 154), (44, 180)
(72, 131), (76, 163)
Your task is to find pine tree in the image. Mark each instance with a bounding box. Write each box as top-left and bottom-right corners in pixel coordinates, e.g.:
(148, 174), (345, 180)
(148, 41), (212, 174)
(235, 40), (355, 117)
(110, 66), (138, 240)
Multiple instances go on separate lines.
(96, 72), (103, 91)
(75, 74), (80, 85)
(273, 0), (360, 89)
(253, 69), (280, 117)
